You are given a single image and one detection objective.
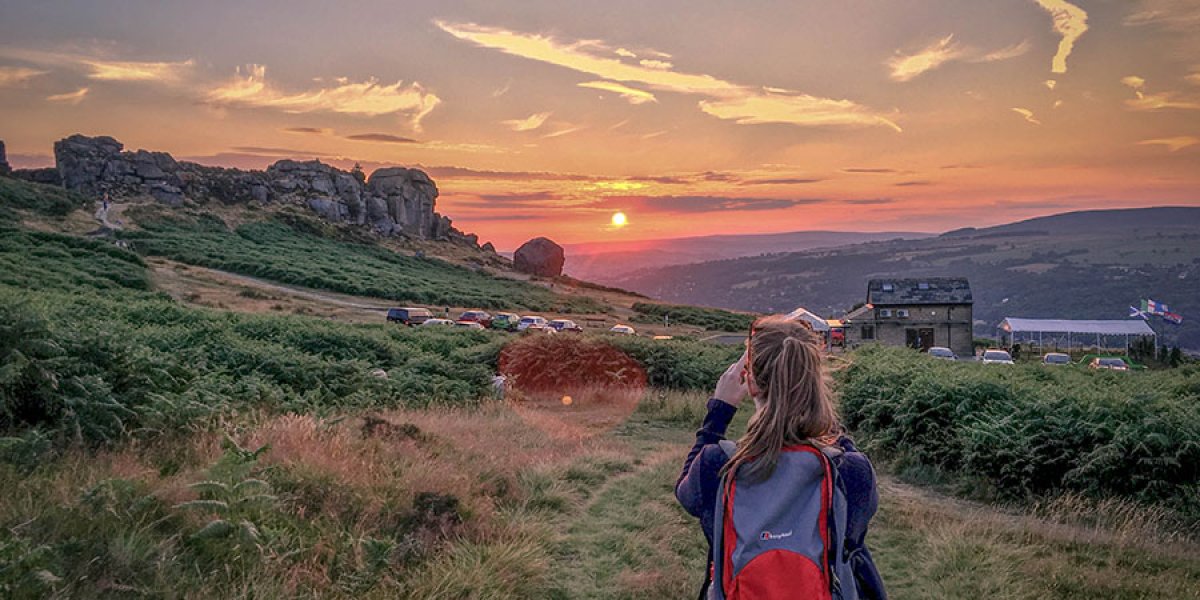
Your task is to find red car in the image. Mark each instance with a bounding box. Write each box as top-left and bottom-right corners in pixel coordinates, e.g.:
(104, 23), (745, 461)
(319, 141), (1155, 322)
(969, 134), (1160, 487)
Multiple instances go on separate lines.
(456, 310), (492, 328)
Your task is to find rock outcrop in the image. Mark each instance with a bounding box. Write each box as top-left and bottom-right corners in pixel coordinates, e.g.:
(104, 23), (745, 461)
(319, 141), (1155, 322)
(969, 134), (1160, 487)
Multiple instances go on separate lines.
(0, 140), (10, 176)
(47, 134), (482, 245)
(513, 237), (565, 277)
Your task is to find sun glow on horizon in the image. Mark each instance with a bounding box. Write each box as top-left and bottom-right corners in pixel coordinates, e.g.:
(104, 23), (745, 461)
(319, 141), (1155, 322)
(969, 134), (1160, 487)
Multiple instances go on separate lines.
(611, 211), (628, 227)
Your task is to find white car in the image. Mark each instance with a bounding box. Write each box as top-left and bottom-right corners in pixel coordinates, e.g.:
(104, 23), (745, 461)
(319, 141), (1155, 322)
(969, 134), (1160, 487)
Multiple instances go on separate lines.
(609, 324), (635, 335)
(420, 318), (455, 327)
(981, 349), (1014, 364)
(454, 320), (485, 330)
(517, 315), (547, 331)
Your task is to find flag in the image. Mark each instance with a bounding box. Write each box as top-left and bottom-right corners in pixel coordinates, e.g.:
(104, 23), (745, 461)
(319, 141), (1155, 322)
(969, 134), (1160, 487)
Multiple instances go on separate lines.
(1129, 306), (1148, 320)
(1142, 298), (1170, 315)
(1163, 312), (1183, 325)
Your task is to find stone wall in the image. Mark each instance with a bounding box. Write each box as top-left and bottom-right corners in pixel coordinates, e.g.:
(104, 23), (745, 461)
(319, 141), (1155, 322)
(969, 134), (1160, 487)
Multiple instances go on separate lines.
(45, 134), (480, 246)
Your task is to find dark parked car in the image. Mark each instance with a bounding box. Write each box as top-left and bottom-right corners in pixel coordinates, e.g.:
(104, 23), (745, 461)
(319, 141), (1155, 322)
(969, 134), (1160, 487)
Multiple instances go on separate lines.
(548, 319), (583, 333)
(1089, 357), (1128, 371)
(928, 346), (957, 361)
(1042, 352), (1071, 365)
(386, 307), (433, 326)
(457, 310), (493, 328)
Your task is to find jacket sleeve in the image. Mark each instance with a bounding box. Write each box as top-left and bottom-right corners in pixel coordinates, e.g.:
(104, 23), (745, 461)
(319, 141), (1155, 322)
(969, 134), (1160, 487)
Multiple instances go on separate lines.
(675, 398), (738, 518)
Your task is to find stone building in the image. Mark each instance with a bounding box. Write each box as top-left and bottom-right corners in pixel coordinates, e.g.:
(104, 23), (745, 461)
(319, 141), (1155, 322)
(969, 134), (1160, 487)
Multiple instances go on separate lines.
(843, 278), (974, 357)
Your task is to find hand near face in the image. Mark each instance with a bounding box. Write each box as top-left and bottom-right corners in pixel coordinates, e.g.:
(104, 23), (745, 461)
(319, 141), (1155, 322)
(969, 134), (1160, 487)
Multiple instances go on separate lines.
(713, 351), (749, 408)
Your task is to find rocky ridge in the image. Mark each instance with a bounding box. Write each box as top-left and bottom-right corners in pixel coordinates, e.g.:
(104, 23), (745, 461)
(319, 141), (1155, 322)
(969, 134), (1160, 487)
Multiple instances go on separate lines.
(12, 134), (481, 246)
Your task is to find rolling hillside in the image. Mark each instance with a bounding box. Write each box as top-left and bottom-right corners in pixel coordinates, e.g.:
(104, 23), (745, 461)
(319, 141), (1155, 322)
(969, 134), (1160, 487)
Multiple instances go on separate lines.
(618, 207), (1200, 349)
(562, 230), (928, 283)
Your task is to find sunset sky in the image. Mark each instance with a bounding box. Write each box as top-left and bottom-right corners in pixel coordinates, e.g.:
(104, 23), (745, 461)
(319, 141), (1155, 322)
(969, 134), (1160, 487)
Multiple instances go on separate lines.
(2, 0), (1198, 249)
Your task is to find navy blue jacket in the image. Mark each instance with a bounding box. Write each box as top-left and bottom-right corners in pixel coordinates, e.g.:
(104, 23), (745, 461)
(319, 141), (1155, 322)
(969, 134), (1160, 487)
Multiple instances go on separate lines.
(675, 398), (887, 599)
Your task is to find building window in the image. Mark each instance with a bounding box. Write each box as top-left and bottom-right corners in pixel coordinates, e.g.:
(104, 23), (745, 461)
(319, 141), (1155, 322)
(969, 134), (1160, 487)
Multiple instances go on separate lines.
(879, 309), (892, 317)
(882, 283), (894, 292)
(898, 309), (910, 318)
(862, 325), (875, 340)
(918, 282), (930, 290)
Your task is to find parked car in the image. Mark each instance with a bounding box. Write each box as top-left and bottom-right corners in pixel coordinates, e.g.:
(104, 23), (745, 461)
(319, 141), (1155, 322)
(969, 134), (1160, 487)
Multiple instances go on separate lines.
(517, 315), (548, 331)
(386, 307), (433, 326)
(981, 349), (1014, 364)
(548, 319), (583, 333)
(491, 312), (520, 331)
(1042, 352), (1071, 366)
(1089, 357), (1129, 371)
(457, 310), (492, 328)
(928, 347), (957, 361)
(420, 318), (455, 327)
(609, 324), (636, 335)
(455, 320), (485, 330)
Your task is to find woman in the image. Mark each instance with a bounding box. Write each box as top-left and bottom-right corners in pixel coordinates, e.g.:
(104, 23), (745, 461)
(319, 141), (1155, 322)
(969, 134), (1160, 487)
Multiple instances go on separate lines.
(676, 316), (886, 599)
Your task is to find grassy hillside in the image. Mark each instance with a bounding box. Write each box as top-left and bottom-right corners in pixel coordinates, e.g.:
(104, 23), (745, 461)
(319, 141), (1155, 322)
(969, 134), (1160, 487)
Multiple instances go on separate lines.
(620, 207), (1200, 349)
(120, 208), (600, 312)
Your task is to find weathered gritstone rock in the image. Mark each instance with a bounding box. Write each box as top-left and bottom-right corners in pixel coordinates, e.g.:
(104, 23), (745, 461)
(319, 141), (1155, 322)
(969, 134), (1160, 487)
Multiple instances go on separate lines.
(46, 134), (487, 248)
(513, 237), (565, 277)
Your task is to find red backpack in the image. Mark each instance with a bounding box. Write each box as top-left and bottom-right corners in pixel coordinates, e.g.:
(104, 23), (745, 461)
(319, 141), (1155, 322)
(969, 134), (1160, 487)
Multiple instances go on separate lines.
(709, 440), (857, 600)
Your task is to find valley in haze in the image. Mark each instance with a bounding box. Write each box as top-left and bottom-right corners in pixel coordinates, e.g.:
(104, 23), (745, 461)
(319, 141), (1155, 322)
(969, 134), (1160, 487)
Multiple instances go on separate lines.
(617, 207), (1200, 350)
(562, 230), (929, 283)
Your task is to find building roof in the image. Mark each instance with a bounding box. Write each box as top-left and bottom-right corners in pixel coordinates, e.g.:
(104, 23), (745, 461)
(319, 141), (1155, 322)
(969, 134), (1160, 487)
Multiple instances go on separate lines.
(785, 306), (831, 331)
(999, 318), (1156, 336)
(867, 278), (972, 305)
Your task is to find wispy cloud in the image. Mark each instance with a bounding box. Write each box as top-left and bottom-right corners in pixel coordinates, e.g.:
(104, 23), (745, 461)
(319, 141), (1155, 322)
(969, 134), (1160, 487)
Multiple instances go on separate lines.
(639, 59), (673, 70)
(975, 40), (1032, 62)
(739, 177), (824, 186)
(578, 80), (657, 104)
(887, 35), (965, 82)
(1031, 0), (1089, 74)
(542, 124), (585, 138)
(502, 111), (551, 131)
(1122, 75), (1200, 110)
(344, 133), (419, 144)
(491, 79), (513, 97)
(283, 126), (330, 134)
(842, 198), (895, 205)
(895, 180), (933, 187)
(1137, 136), (1199, 151)
(1124, 1), (1200, 29)
(436, 20), (900, 132)
(0, 66), (47, 86)
(842, 167), (897, 174)
(83, 58), (193, 82)
(230, 146), (337, 157)
(46, 87), (88, 104)
(208, 64), (441, 129)
(625, 195), (826, 213)
(1012, 107), (1042, 124)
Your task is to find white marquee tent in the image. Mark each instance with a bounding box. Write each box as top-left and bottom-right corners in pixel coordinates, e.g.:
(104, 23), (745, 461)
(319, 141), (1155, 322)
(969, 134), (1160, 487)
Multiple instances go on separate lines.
(998, 318), (1156, 352)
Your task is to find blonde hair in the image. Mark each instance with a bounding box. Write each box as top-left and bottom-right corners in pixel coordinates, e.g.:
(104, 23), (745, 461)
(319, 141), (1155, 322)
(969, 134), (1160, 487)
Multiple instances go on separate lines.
(721, 315), (840, 482)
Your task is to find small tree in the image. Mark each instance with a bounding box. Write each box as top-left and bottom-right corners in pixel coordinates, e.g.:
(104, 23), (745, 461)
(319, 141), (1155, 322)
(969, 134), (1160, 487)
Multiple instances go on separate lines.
(1169, 346), (1182, 368)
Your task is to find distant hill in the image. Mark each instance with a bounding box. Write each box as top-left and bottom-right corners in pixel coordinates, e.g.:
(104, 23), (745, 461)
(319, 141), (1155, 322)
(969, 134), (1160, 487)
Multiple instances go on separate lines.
(616, 207), (1200, 349)
(562, 230), (928, 282)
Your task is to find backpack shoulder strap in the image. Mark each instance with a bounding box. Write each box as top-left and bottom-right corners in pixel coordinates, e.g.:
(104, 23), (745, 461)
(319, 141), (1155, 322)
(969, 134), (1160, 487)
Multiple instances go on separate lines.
(717, 439), (737, 460)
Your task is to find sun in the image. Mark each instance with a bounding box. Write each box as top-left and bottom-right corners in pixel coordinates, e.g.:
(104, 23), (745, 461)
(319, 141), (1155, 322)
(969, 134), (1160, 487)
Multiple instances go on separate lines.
(611, 212), (628, 227)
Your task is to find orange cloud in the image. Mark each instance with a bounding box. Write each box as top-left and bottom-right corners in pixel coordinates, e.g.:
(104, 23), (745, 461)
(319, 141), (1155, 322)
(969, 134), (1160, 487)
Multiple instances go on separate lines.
(1011, 107), (1042, 124)
(83, 58), (192, 82)
(502, 111), (551, 131)
(1122, 76), (1200, 110)
(578, 80), (657, 104)
(1031, 0), (1089, 74)
(208, 64), (441, 129)
(46, 87), (88, 104)
(0, 66), (47, 86)
(1137, 136), (1198, 151)
(888, 35), (964, 82)
(436, 20), (899, 131)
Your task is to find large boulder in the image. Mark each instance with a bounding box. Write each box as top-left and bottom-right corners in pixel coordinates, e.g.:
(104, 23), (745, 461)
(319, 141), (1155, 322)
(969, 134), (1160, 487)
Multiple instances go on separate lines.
(0, 139), (10, 175)
(513, 237), (565, 277)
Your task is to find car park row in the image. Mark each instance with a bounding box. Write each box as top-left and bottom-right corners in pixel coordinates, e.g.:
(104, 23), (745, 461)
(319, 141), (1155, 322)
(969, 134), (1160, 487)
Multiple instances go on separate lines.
(386, 307), (636, 335)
